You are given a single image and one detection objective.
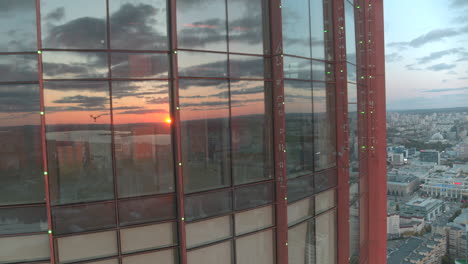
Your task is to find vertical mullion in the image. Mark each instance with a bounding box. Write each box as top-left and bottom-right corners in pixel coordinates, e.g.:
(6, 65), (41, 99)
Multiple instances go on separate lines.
(269, 1), (288, 264)
(105, 0), (123, 263)
(168, 0), (188, 263)
(35, 0), (55, 263)
(332, 0), (351, 263)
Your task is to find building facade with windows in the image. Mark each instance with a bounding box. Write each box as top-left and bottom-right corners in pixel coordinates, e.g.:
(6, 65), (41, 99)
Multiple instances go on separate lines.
(0, 0), (386, 263)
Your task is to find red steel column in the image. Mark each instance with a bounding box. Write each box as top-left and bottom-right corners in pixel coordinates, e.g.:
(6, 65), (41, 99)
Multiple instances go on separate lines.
(35, 1), (55, 263)
(365, 0), (387, 263)
(332, 0), (350, 263)
(169, 0), (187, 263)
(269, 1), (288, 264)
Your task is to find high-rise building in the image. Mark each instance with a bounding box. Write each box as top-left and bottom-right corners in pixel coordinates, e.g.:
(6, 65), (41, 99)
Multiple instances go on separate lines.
(420, 150), (441, 165)
(0, 0), (386, 263)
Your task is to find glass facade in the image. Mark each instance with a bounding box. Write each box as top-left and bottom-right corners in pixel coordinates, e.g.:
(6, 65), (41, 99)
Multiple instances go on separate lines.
(0, 0), (382, 263)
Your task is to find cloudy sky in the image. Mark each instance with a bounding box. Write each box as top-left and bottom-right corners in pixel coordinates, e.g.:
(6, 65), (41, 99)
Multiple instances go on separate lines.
(384, 0), (468, 110)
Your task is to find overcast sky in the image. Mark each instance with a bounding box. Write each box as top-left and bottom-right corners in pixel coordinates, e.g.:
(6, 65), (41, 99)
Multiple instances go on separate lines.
(384, 0), (468, 110)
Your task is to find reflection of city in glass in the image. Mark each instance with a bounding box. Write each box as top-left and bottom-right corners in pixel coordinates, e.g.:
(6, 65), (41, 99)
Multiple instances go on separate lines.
(0, 0), (387, 263)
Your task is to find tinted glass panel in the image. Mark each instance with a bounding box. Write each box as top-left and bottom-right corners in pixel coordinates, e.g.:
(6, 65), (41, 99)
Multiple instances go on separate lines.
(109, 0), (168, 50)
(178, 51), (228, 78)
(185, 190), (232, 221)
(52, 202), (116, 235)
(284, 56), (311, 80)
(0, 84), (44, 205)
(228, 0), (267, 54)
(235, 205), (274, 235)
(0, 0), (37, 52)
(179, 79), (231, 193)
(312, 61), (326, 81)
(177, 0), (227, 51)
(187, 241), (233, 264)
(345, 1), (356, 64)
(44, 81), (113, 205)
(111, 53), (169, 79)
(234, 182), (274, 211)
(288, 219), (315, 264)
(349, 104), (359, 186)
(118, 195), (176, 226)
(235, 229), (275, 264)
(186, 215), (232, 248)
(314, 82), (336, 171)
(56, 231), (118, 263)
(112, 81), (174, 198)
(0, 55), (38, 82)
(0, 206), (47, 235)
(42, 51), (108, 79)
(231, 81), (272, 184)
(122, 249), (177, 264)
(0, 234), (50, 263)
(347, 63), (357, 83)
(287, 197), (314, 225)
(41, 0), (107, 49)
(287, 175), (314, 203)
(282, 0), (311, 57)
(350, 199), (360, 260)
(315, 168), (337, 193)
(285, 81), (313, 178)
(348, 83), (357, 103)
(120, 222), (176, 253)
(229, 55), (268, 79)
(310, 0), (325, 60)
(316, 209), (337, 264)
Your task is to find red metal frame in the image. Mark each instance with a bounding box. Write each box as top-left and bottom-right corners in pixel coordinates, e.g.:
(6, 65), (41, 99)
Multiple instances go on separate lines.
(168, 0), (188, 263)
(331, 0), (351, 263)
(268, 2), (288, 264)
(365, 1), (387, 263)
(35, 0), (55, 263)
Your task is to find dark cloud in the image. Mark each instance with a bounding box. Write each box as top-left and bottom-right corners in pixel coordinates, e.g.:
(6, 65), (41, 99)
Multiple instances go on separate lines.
(44, 81), (109, 92)
(426, 63), (456, 71)
(404, 64), (420, 71)
(416, 48), (461, 64)
(387, 28), (463, 48)
(451, 0), (468, 7)
(0, 84), (39, 113)
(46, 7), (65, 21)
(146, 97), (169, 104)
(53, 95), (109, 109)
(119, 109), (168, 115)
(424, 87), (468, 93)
(0, 0), (35, 13)
(178, 18), (226, 48)
(0, 55), (38, 82)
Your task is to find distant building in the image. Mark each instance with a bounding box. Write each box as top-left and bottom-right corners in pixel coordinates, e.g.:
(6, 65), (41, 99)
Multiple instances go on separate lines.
(387, 213), (400, 239)
(422, 172), (468, 199)
(400, 198), (444, 221)
(447, 222), (468, 260)
(387, 172), (420, 197)
(420, 150), (441, 165)
(404, 234), (446, 264)
(392, 153), (405, 165)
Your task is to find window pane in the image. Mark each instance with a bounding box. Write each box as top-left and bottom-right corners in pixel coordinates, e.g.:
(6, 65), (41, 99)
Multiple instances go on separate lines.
(228, 0), (267, 54)
(122, 249), (177, 264)
(44, 81), (114, 205)
(349, 104), (359, 193)
(235, 229), (275, 264)
(179, 79), (231, 193)
(234, 182), (274, 211)
(231, 81), (272, 184)
(0, 206), (47, 235)
(0, 84), (44, 205)
(315, 168), (337, 193)
(0, 55), (38, 82)
(316, 210), (337, 264)
(187, 241), (233, 264)
(345, 1), (356, 64)
(0, 0), (37, 52)
(235, 205), (274, 235)
(42, 51), (108, 79)
(0, 234), (50, 263)
(348, 83), (357, 103)
(86, 260), (119, 264)
(350, 200), (360, 260)
(109, 0), (168, 50)
(315, 189), (336, 214)
(284, 56), (311, 80)
(56, 231), (118, 263)
(287, 197), (314, 225)
(285, 81), (313, 178)
(288, 219), (315, 264)
(313, 82), (336, 171)
(311, 61), (326, 81)
(310, 0), (325, 60)
(347, 63), (357, 83)
(229, 55), (268, 79)
(178, 51), (228, 78)
(177, 0), (227, 51)
(52, 202), (116, 235)
(112, 81), (174, 198)
(111, 53), (169, 79)
(41, 0), (107, 49)
(282, 0), (311, 57)
(120, 222), (176, 253)
(287, 175), (314, 203)
(184, 190), (232, 221)
(118, 195), (176, 226)
(186, 215), (232, 248)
